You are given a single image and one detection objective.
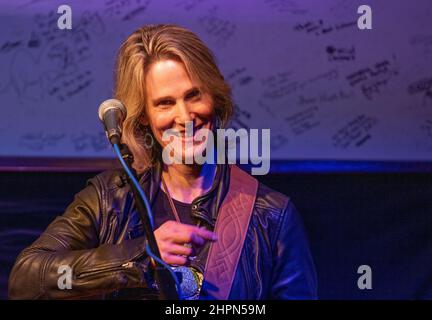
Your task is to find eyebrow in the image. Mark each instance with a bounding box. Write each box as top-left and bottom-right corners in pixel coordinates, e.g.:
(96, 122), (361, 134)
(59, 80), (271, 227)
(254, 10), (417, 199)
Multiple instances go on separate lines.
(151, 87), (200, 105)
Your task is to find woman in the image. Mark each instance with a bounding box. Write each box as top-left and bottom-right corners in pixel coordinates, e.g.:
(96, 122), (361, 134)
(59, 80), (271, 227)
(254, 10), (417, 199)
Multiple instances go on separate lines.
(9, 24), (317, 300)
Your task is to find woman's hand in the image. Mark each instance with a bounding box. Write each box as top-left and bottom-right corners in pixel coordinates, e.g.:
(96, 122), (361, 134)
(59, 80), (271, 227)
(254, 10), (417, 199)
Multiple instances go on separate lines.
(154, 220), (217, 265)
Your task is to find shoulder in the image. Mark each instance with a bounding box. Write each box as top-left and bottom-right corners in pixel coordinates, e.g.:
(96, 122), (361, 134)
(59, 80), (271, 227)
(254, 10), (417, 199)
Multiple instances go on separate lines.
(86, 166), (152, 191)
(252, 180), (295, 235)
(254, 181), (291, 215)
(231, 165), (291, 216)
(240, 176), (304, 257)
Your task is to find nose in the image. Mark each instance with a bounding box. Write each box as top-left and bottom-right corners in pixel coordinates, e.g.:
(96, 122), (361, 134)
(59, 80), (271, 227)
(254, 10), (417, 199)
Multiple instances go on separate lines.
(175, 101), (195, 126)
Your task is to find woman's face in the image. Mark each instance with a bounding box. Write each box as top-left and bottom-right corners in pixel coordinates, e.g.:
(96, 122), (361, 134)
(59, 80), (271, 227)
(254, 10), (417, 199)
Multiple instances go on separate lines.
(142, 59), (215, 164)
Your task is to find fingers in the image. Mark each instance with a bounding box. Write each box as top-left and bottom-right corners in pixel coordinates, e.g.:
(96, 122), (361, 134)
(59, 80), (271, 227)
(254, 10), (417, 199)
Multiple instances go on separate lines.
(163, 253), (188, 266)
(154, 220), (218, 266)
(168, 244), (195, 257)
(172, 231), (203, 246)
(172, 225), (217, 245)
(159, 243), (196, 266)
(160, 220), (217, 241)
(195, 226), (218, 241)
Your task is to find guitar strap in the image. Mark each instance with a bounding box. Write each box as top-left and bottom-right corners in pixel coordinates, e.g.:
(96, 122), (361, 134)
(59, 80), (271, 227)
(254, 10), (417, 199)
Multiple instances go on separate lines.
(201, 165), (259, 300)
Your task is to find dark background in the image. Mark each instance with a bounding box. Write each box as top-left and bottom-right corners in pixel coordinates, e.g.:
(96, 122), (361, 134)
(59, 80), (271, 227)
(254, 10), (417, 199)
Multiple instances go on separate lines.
(1, 166), (431, 300)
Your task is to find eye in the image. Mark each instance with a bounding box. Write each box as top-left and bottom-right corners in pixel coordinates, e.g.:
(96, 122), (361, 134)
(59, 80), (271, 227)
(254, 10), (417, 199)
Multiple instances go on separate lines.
(157, 99), (174, 106)
(185, 89), (201, 100)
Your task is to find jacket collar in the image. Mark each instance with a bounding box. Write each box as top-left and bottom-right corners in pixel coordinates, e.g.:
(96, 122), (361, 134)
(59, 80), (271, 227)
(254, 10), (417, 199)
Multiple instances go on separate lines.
(138, 160), (230, 228)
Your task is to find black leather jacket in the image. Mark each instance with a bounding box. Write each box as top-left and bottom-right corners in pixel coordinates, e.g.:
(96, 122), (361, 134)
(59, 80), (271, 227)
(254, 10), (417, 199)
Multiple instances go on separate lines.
(8, 163), (317, 299)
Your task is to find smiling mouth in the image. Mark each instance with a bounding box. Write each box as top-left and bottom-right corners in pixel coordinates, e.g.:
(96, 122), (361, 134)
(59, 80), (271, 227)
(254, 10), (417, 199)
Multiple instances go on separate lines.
(177, 124), (206, 138)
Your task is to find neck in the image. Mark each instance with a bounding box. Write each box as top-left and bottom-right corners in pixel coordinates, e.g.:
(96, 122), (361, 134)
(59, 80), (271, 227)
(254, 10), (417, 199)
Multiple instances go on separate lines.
(161, 162), (217, 203)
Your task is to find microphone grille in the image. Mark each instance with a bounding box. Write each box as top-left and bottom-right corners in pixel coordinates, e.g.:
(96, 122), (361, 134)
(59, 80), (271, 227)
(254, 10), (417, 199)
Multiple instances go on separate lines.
(98, 99), (127, 121)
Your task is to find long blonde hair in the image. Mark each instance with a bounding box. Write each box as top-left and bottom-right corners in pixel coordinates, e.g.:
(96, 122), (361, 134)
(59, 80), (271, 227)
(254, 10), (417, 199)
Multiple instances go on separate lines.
(114, 24), (234, 174)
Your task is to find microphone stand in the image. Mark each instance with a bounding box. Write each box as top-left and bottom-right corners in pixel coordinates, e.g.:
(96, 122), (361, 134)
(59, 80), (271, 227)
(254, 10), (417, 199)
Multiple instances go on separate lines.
(116, 143), (179, 300)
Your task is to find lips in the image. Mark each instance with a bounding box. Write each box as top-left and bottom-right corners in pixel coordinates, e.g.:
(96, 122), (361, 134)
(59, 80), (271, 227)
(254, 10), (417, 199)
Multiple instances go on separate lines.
(177, 124), (209, 146)
(177, 124), (205, 137)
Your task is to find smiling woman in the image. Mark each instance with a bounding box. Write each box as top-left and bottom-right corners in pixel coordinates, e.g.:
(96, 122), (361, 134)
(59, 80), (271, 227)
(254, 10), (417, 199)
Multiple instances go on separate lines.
(115, 24), (233, 173)
(8, 24), (317, 300)
(142, 59), (215, 168)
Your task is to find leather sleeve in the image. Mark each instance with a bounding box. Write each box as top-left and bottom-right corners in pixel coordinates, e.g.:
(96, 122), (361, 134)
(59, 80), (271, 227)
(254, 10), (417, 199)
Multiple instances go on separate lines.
(8, 180), (150, 300)
(270, 200), (318, 299)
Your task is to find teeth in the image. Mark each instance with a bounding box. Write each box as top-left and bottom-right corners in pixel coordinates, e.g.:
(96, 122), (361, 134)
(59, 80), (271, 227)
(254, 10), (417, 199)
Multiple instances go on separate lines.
(174, 125), (205, 138)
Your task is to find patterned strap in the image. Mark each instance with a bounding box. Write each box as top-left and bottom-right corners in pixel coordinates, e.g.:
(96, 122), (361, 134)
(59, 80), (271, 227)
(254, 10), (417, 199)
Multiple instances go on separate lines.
(202, 165), (258, 300)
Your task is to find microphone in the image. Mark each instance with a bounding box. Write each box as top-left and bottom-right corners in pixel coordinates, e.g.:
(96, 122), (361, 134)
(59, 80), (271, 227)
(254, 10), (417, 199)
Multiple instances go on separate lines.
(98, 99), (127, 145)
